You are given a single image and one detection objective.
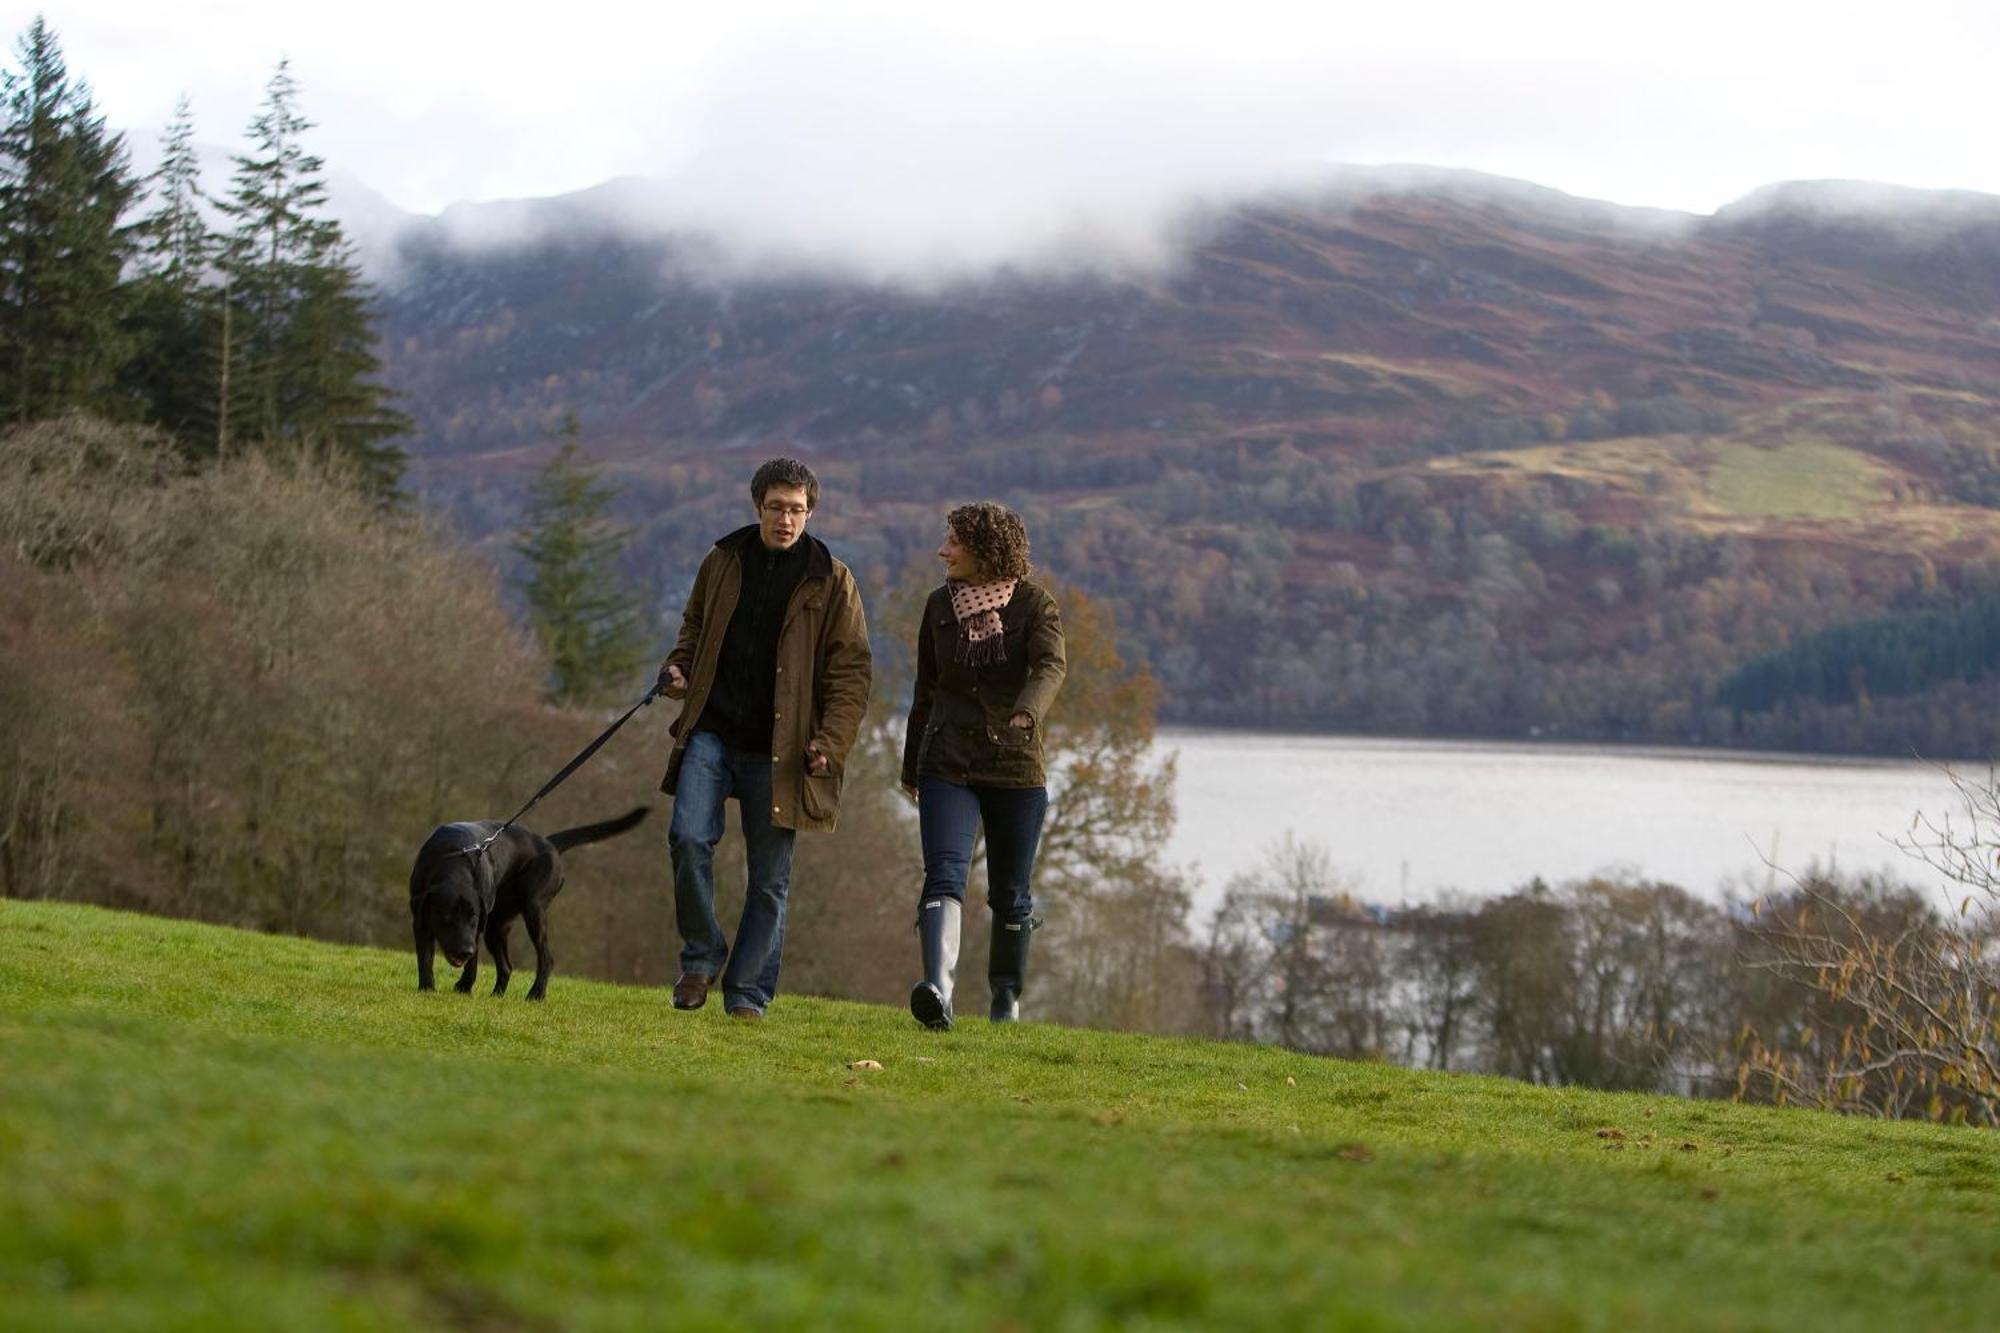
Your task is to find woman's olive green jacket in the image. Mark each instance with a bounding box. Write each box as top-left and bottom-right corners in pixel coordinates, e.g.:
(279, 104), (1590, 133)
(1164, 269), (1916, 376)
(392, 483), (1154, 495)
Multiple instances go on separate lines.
(901, 580), (1066, 789)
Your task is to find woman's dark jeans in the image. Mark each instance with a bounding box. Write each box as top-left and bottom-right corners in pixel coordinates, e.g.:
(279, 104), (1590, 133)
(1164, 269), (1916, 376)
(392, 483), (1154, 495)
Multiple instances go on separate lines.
(916, 778), (1049, 922)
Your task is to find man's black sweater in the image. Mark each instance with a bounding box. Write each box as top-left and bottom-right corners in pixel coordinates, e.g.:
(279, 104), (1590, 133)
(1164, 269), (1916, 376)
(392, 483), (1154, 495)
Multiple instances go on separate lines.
(695, 535), (808, 754)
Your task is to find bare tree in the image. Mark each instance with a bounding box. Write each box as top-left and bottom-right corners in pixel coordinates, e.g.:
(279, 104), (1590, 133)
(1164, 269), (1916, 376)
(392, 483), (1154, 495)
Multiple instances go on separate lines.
(1391, 895), (1481, 1069)
(1199, 836), (1373, 1054)
(1734, 775), (1999, 1125)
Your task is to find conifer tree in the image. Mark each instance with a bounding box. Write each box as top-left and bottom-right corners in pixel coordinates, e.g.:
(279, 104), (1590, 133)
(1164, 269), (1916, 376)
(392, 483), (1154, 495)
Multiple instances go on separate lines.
(514, 416), (652, 706)
(217, 60), (406, 497)
(0, 18), (138, 423)
(121, 95), (221, 450)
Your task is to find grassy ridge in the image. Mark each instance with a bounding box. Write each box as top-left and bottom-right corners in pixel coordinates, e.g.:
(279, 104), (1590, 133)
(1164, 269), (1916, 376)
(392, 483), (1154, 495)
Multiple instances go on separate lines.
(4, 901), (1997, 1330)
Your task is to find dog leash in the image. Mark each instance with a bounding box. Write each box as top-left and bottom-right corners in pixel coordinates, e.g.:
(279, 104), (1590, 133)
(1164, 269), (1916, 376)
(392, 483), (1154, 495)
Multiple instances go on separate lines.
(462, 684), (662, 859)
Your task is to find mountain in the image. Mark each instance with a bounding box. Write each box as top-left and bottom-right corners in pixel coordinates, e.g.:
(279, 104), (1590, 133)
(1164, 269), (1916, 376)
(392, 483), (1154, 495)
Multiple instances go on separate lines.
(364, 170), (2000, 755)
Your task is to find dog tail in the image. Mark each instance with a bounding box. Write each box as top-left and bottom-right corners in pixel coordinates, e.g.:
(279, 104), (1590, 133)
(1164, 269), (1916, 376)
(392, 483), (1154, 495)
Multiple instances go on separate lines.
(548, 806), (651, 852)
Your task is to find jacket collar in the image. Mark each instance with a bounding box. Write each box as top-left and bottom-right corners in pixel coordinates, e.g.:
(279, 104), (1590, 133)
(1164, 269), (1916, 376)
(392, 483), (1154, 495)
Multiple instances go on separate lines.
(717, 524), (833, 580)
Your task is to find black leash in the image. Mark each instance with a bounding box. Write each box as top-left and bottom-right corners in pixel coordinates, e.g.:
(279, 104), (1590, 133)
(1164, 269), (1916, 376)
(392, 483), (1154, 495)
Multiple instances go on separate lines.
(463, 684), (662, 858)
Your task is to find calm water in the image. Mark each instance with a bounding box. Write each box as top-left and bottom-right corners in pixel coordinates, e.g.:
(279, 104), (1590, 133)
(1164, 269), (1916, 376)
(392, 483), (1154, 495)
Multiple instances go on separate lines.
(1155, 729), (1976, 914)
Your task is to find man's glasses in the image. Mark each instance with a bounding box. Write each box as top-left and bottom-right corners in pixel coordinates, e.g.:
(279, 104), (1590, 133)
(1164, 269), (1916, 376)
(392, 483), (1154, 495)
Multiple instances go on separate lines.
(761, 502), (810, 519)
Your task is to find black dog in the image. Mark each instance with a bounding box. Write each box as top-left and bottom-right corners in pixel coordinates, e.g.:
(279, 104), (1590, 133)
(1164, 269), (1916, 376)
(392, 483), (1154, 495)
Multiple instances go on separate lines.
(409, 807), (649, 1000)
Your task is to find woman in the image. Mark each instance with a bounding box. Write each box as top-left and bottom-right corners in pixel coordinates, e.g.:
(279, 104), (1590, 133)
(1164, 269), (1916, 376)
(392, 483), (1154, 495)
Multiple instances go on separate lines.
(900, 502), (1067, 1030)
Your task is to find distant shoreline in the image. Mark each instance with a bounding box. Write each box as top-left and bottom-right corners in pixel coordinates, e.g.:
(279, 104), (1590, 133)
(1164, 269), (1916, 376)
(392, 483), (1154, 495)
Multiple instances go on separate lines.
(1152, 724), (1955, 773)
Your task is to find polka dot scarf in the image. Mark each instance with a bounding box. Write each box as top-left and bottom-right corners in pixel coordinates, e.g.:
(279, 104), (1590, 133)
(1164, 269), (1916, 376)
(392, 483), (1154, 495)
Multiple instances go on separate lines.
(947, 578), (1018, 666)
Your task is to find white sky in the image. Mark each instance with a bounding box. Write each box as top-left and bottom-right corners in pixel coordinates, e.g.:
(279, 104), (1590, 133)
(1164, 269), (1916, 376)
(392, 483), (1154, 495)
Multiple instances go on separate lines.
(20, 1), (2000, 272)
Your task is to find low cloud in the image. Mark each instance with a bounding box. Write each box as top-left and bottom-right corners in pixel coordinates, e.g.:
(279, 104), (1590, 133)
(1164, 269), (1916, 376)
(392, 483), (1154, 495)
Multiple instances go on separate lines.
(102, 6), (1996, 287)
(396, 28), (1704, 285)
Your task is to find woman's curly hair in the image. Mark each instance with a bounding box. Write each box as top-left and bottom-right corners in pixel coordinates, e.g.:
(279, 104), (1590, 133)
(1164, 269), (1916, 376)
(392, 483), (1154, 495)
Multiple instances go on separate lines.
(947, 502), (1031, 581)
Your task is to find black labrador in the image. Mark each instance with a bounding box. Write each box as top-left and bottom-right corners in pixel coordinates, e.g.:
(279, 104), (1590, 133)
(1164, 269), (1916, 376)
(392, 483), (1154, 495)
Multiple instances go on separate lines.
(409, 807), (649, 1000)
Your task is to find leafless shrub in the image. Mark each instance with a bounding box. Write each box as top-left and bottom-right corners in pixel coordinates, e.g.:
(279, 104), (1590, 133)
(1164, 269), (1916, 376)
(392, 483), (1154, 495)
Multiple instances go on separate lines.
(0, 413), (186, 571)
(1735, 774), (1999, 1125)
(0, 416), (578, 944)
(1201, 846), (1731, 1088)
(0, 558), (144, 901)
(1040, 864), (1204, 1034)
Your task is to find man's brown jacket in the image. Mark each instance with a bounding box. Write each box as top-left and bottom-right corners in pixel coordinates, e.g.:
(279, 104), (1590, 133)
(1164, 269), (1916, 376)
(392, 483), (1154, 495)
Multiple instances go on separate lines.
(659, 527), (872, 831)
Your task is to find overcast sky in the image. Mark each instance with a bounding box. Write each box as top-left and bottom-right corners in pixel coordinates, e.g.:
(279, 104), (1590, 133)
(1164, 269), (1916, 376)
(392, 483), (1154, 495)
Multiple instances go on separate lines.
(20, 1), (2000, 273)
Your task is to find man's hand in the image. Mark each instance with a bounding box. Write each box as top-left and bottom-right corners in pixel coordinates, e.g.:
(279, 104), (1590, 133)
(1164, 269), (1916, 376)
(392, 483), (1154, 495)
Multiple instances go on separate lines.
(900, 782), (919, 805)
(658, 662), (688, 699)
(806, 746), (830, 777)
(1009, 711), (1033, 732)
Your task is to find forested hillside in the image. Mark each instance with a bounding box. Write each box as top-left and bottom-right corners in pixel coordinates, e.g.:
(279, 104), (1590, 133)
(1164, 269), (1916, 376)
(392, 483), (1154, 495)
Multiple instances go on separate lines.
(375, 172), (2000, 754)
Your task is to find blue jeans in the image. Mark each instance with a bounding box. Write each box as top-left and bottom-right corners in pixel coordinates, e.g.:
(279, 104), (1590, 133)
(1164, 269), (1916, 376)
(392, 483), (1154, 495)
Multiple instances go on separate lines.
(669, 730), (797, 1014)
(916, 778), (1048, 923)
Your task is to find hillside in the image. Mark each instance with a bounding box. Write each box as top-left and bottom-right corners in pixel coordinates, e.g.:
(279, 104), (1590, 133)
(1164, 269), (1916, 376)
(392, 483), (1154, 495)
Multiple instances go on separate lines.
(5, 899), (1997, 1329)
(371, 170), (2000, 753)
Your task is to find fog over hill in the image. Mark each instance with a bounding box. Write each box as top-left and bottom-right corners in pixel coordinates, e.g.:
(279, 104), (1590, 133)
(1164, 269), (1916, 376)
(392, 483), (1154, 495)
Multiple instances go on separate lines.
(344, 167), (2000, 288)
(355, 164), (1707, 285)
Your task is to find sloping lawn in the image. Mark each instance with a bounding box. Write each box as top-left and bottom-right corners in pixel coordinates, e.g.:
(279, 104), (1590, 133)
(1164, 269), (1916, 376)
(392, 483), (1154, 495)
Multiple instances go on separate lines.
(3, 900), (1996, 1330)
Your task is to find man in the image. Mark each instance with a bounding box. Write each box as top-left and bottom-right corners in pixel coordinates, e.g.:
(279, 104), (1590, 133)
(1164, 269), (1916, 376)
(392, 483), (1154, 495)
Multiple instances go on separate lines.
(657, 458), (871, 1019)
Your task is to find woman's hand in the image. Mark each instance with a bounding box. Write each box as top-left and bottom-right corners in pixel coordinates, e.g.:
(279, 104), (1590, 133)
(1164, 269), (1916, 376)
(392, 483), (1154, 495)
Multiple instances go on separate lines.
(1008, 711), (1033, 732)
(899, 782), (919, 805)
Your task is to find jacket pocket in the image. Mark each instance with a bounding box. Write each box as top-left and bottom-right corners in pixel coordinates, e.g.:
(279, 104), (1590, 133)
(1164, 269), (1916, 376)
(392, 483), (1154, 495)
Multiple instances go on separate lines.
(801, 771), (840, 822)
(984, 715), (1035, 750)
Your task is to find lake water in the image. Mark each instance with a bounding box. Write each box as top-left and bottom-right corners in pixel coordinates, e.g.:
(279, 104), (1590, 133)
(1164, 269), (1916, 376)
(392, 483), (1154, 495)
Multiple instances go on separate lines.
(1155, 729), (1981, 915)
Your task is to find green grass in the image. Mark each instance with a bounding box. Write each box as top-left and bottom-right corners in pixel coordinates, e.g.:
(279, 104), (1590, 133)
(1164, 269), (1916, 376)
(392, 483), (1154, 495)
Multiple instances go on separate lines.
(4, 901), (1997, 1330)
(1703, 440), (1887, 520)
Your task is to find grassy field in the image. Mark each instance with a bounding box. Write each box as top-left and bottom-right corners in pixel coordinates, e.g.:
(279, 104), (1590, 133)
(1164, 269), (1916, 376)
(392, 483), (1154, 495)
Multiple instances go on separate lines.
(4, 900), (1997, 1330)
(1701, 440), (1888, 521)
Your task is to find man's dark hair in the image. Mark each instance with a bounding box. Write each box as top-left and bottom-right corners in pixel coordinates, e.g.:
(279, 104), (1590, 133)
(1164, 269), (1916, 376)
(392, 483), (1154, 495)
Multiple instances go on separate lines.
(751, 458), (819, 511)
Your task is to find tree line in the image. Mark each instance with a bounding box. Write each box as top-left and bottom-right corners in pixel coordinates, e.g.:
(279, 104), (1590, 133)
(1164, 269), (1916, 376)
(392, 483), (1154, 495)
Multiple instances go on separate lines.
(1200, 832), (1999, 1126)
(1718, 588), (2000, 713)
(0, 18), (405, 498)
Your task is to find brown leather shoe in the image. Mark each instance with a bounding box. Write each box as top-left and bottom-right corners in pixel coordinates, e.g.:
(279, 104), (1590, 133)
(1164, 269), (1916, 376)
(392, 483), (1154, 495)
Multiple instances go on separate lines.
(672, 972), (717, 1011)
(727, 1005), (763, 1021)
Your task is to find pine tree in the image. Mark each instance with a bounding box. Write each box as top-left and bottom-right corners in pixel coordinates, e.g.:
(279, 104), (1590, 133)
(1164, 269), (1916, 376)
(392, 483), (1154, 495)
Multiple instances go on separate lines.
(136, 97), (208, 290)
(514, 416), (652, 706)
(120, 95), (221, 451)
(0, 18), (139, 423)
(217, 60), (406, 497)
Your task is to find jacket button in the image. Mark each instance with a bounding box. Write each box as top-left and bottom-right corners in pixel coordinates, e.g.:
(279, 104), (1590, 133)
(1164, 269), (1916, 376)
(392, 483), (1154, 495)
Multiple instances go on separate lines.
(772, 805), (781, 815)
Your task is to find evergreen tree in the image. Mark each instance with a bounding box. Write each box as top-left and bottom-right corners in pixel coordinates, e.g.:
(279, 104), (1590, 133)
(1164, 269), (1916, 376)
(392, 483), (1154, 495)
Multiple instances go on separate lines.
(0, 17), (138, 423)
(120, 95), (221, 450)
(217, 60), (406, 497)
(514, 416), (651, 706)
